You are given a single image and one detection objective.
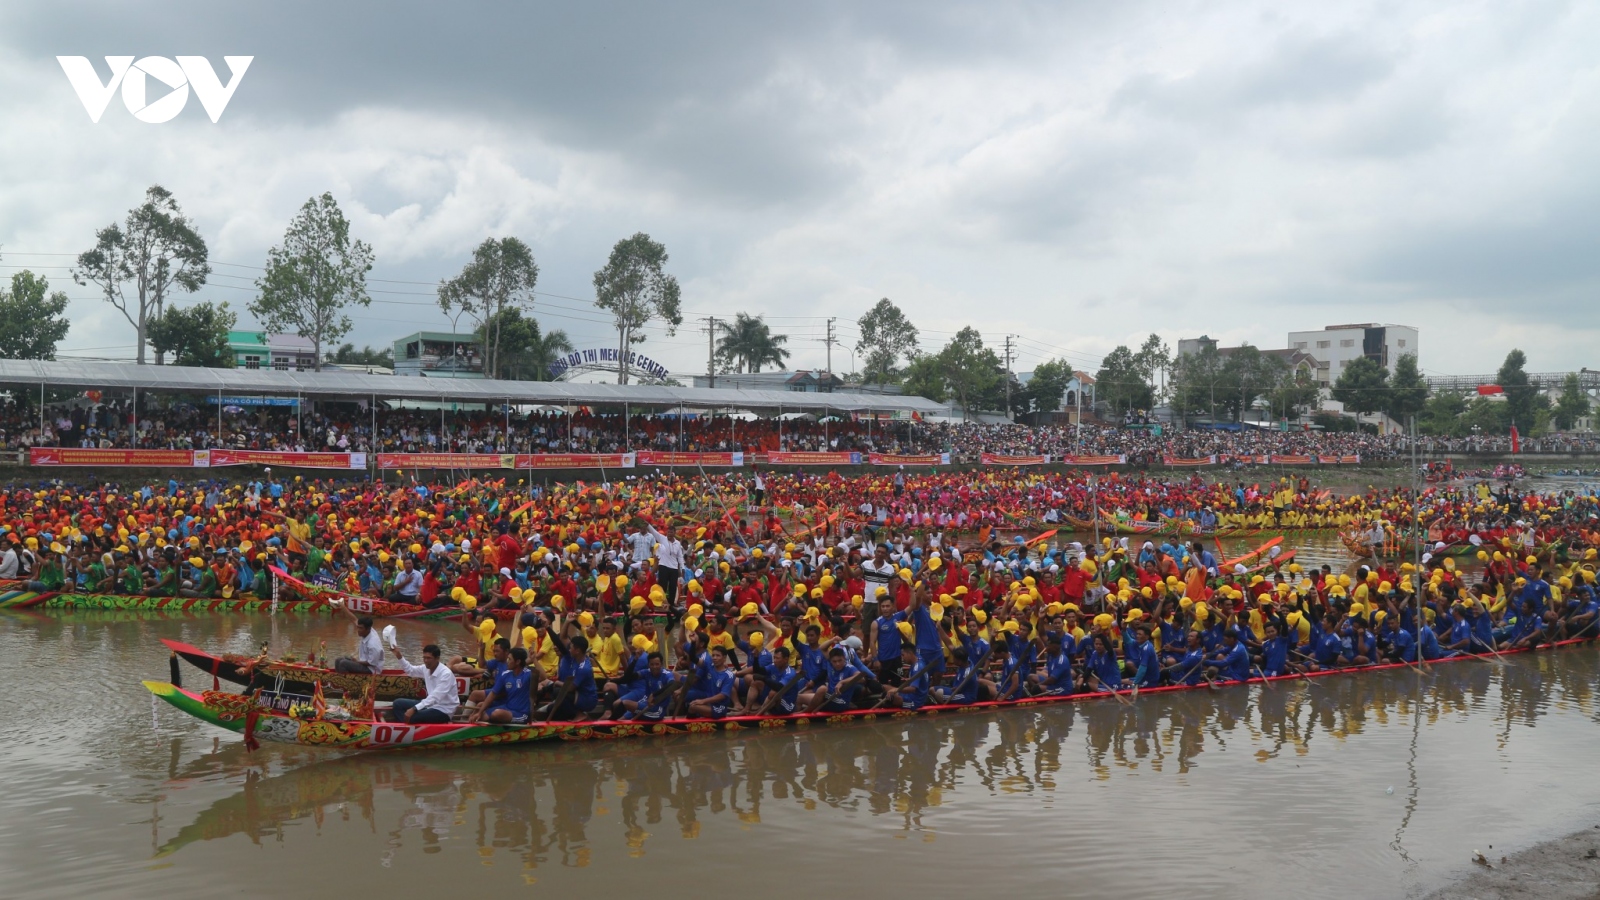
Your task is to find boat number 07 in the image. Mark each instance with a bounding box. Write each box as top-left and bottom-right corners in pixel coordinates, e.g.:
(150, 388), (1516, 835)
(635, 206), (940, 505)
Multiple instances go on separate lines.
(369, 724), (419, 746)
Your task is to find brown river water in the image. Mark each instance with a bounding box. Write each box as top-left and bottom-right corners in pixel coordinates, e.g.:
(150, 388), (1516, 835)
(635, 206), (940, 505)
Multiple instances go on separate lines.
(2, 533), (1597, 900)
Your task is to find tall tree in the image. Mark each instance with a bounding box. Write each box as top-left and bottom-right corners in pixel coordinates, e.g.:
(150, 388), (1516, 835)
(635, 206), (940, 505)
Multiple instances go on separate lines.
(1095, 345), (1154, 418)
(482, 307), (573, 382)
(146, 301), (236, 368)
(1496, 349), (1548, 430)
(437, 237), (539, 379)
(1383, 352), (1429, 424)
(715, 313), (790, 374)
(1171, 343), (1227, 423)
(1331, 356), (1389, 417)
(937, 327), (1003, 419)
(1266, 365), (1319, 421)
(249, 193), (374, 371)
(1023, 358), (1075, 414)
(1217, 345), (1284, 422)
(901, 353), (947, 403)
(1133, 333), (1172, 406)
(855, 298), (920, 384)
(0, 269), (71, 360)
(592, 232), (681, 384)
(72, 184), (209, 364)
(1553, 373), (1591, 431)
(1418, 391), (1468, 437)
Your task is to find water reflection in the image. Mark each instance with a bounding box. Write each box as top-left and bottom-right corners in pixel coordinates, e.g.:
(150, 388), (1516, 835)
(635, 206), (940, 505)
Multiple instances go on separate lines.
(154, 647), (1600, 867)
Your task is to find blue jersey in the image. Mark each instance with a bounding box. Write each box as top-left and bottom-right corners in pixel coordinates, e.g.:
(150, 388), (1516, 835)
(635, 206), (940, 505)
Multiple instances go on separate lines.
(1042, 648), (1075, 693)
(826, 664), (862, 704)
(1086, 649), (1121, 689)
(874, 615), (904, 661)
(1210, 642), (1250, 681)
(911, 606), (942, 654)
(1385, 628), (1416, 662)
(766, 664), (804, 705)
(558, 656), (598, 708)
(948, 663), (980, 704)
(1125, 639), (1159, 687)
(490, 667), (534, 719)
(796, 643), (827, 685)
(703, 669), (735, 705)
(1261, 636), (1290, 677)
(899, 661), (931, 708)
(1167, 648), (1206, 685)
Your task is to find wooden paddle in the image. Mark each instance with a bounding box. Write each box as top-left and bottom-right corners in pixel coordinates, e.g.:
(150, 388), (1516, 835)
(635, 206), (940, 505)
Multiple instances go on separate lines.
(1222, 536), (1284, 570)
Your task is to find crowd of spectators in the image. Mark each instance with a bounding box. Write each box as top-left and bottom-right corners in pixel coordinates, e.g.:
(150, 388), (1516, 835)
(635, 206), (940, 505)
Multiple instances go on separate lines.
(2, 395), (1599, 461)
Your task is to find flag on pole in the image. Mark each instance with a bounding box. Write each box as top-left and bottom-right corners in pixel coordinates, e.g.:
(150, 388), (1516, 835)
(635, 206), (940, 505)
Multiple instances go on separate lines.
(1510, 425), (1520, 453)
(1477, 385), (1505, 396)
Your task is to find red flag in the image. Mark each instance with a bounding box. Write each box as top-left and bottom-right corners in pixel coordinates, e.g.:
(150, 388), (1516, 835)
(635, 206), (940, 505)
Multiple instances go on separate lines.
(1477, 385), (1504, 396)
(1510, 425), (1520, 453)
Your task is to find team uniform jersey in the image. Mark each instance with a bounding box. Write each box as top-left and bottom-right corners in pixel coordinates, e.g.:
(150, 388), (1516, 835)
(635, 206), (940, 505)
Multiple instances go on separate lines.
(487, 667), (534, 722)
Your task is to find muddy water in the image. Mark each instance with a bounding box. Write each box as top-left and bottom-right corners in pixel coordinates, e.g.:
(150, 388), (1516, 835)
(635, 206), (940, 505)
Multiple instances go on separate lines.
(4, 603), (1599, 900)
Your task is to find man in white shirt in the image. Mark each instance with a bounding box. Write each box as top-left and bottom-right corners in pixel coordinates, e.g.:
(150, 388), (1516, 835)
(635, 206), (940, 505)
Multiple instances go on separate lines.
(333, 608), (385, 674)
(0, 543), (18, 579)
(860, 543), (896, 603)
(388, 557), (423, 604)
(388, 643), (458, 724)
(649, 525), (685, 606)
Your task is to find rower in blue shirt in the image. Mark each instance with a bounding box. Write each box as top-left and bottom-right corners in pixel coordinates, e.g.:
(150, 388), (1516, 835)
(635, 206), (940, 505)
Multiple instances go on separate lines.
(1205, 632), (1250, 682)
(1084, 633), (1122, 691)
(1259, 624), (1291, 677)
(545, 631), (599, 720)
(1124, 624), (1160, 688)
(686, 647), (735, 719)
(608, 652), (678, 720)
(1039, 635), (1076, 696)
(802, 647), (867, 712)
(756, 647), (806, 715)
(470, 647), (536, 724)
(1162, 630), (1207, 685)
(942, 645), (985, 705)
(1380, 616), (1416, 663)
(906, 586), (946, 677)
(895, 646), (933, 710)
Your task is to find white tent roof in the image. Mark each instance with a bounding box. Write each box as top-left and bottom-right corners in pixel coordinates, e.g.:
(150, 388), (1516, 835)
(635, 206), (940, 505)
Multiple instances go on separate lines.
(0, 359), (946, 414)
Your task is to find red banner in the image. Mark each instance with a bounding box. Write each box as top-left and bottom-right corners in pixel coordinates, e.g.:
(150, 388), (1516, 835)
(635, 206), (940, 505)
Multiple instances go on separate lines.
(1059, 454), (1125, 466)
(29, 447), (195, 467)
(1272, 455), (1314, 465)
(762, 451), (863, 466)
(209, 449), (365, 469)
(515, 453), (636, 469)
(869, 453), (949, 466)
(635, 451), (745, 467)
(1162, 455), (1217, 467)
(980, 453), (1048, 466)
(375, 453), (512, 470)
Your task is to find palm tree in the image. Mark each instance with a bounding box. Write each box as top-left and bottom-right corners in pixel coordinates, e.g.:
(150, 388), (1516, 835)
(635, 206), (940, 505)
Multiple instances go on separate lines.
(716, 313), (790, 374)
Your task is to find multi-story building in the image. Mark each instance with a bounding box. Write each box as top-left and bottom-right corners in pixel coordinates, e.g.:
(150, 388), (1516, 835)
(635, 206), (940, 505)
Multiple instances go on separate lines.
(1287, 323), (1418, 386)
(392, 331), (485, 378)
(227, 331), (318, 371)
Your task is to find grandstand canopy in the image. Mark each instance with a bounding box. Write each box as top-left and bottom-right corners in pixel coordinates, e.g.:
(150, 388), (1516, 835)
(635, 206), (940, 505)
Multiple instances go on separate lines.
(0, 359), (946, 415)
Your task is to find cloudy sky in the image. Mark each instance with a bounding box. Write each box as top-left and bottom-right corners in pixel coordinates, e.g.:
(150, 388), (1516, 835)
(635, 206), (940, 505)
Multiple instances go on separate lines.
(1, 0), (1595, 380)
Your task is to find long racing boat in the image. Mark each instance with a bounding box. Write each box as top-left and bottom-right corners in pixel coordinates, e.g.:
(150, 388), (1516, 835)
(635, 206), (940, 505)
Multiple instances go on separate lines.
(144, 634), (1594, 753)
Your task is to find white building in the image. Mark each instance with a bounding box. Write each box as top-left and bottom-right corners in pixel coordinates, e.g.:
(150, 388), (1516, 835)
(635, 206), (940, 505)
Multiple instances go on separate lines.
(1287, 323), (1418, 386)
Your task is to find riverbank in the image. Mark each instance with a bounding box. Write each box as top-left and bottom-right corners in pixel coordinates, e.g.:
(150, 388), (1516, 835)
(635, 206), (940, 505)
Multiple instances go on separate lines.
(1425, 823), (1600, 899)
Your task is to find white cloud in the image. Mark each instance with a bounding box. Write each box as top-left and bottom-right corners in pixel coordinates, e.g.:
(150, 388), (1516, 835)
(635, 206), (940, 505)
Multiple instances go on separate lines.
(1, 0), (1596, 380)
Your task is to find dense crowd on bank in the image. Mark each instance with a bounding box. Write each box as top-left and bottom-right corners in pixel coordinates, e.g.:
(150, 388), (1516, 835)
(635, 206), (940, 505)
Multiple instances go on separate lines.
(6, 397), (1569, 463)
(2, 464), (1597, 721)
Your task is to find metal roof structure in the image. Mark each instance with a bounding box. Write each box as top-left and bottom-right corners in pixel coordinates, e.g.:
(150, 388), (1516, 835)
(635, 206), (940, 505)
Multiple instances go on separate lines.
(0, 359), (948, 414)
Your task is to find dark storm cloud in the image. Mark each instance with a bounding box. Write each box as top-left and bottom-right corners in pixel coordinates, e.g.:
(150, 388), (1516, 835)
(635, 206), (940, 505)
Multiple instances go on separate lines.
(5, 1), (1079, 209)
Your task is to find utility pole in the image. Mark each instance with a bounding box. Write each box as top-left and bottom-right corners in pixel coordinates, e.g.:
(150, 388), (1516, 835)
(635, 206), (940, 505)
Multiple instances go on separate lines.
(705, 316), (717, 388)
(1003, 334), (1016, 420)
(817, 317), (838, 378)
